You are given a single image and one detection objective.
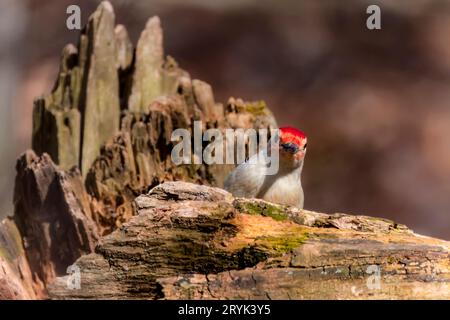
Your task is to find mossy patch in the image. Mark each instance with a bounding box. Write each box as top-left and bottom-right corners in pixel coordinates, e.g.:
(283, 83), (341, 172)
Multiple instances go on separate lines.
(0, 219), (23, 262)
(243, 101), (268, 115)
(0, 246), (8, 260)
(255, 232), (309, 253)
(387, 256), (397, 264)
(233, 100), (269, 116)
(0, 242), (16, 262)
(235, 200), (288, 222)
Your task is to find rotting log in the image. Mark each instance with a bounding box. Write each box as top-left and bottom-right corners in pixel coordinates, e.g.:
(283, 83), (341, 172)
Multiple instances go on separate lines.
(48, 182), (450, 300)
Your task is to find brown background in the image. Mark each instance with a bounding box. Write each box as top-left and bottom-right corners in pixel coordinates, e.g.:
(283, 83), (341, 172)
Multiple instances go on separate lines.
(1, 0), (449, 239)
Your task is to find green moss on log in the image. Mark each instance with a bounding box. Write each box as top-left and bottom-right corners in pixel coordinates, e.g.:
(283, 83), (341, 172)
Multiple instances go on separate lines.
(234, 200), (288, 221)
(238, 100), (268, 115)
(255, 232), (309, 253)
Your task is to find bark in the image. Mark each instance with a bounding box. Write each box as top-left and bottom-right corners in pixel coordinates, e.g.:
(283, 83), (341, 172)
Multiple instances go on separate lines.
(12, 151), (99, 298)
(0, 218), (37, 299)
(48, 182), (450, 300)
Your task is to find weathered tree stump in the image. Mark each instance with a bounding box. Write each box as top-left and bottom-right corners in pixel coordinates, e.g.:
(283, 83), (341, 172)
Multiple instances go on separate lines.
(1, 1), (276, 299)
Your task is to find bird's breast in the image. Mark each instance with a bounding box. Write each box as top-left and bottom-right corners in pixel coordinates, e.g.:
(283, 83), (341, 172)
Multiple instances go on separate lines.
(258, 171), (303, 208)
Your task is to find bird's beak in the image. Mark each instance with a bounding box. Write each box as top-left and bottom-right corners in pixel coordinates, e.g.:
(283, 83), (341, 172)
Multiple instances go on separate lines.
(294, 150), (305, 161)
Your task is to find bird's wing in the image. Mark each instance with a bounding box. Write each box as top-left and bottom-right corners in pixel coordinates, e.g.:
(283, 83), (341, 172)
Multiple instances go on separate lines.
(223, 154), (266, 198)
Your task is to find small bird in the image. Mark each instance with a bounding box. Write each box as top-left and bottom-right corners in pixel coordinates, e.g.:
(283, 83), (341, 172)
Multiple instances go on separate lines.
(224, 126), (307, 208)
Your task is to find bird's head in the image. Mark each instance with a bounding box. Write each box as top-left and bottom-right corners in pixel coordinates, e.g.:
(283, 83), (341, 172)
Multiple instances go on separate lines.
(277, 126), (307, 165)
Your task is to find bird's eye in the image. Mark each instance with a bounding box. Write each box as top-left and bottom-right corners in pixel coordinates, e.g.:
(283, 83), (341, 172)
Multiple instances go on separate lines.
(303, 143), (307, 150)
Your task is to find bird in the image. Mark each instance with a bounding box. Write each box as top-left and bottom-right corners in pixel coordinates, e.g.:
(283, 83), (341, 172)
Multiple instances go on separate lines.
(224, 126), (307, 208)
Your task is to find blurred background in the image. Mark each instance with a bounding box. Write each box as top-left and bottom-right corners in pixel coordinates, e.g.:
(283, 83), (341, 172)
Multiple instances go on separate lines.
(1, 0), (449, 239)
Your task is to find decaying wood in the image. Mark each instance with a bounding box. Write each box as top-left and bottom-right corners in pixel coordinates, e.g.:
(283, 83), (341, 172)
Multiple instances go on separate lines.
(0, 218), (38, 299)
(13, 151), (99, 298)
(1, 1), (276, 299)
(1, 1), (448, 300)
(31, 1), (277, 236)
(48, 182), (450, 299)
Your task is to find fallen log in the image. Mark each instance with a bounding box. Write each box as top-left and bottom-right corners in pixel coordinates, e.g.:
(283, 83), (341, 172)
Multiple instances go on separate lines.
(48, 182), (450, 299)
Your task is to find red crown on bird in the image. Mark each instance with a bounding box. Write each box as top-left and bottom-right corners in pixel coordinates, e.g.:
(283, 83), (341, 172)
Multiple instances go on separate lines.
(279, 126), (307, 146)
